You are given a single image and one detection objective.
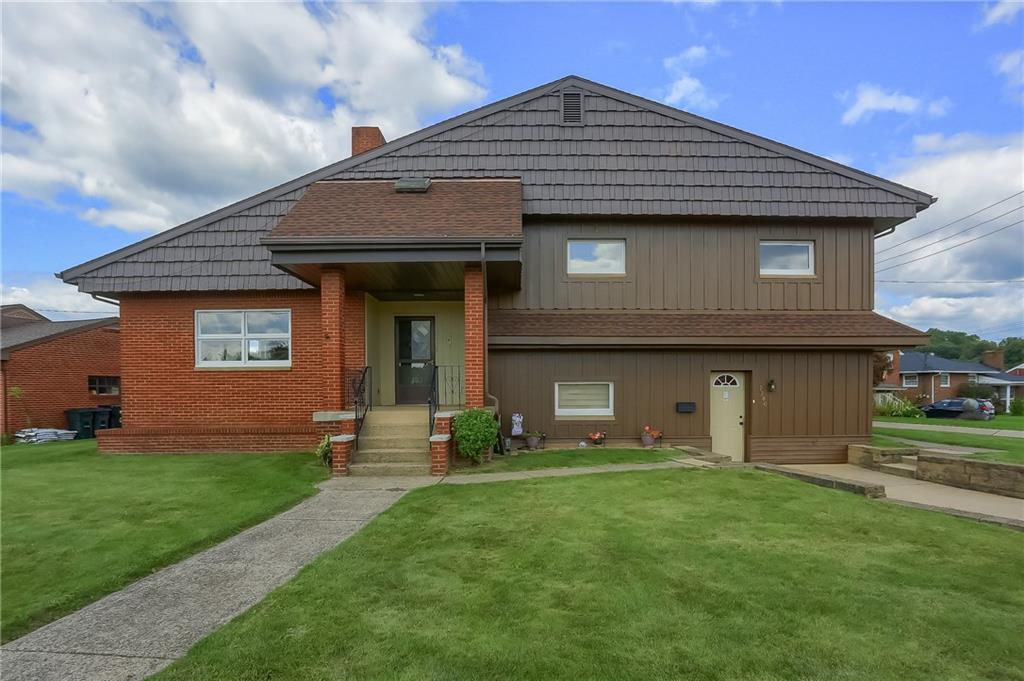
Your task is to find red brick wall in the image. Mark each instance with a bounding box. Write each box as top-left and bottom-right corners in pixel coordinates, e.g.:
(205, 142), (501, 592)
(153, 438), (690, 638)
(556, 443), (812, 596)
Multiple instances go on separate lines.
(464, 265), (485, 408)
(1, 325), (120, 433)
(344, 290), (365, 369)
(99, 423), (337, 453)
(320, 269), (345, 410)
(897, 373), (977, 403)
(118, 291), (323, 428)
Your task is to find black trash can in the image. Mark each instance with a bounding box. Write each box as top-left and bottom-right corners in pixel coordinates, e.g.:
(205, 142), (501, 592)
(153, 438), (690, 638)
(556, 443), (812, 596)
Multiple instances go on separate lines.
(91, 408), (111, 431)
(65, 408), (96, 439)
(105, 405), (122, 429)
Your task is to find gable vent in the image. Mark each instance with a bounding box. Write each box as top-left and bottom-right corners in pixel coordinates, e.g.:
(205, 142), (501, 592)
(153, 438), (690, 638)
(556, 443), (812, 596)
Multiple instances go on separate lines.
(561, 91), (583, 124)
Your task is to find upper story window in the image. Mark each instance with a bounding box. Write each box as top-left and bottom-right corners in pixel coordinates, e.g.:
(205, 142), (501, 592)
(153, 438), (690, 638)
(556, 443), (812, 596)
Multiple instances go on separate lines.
(759, 240), (815, 277)
(88, 376), (120, 396)
(567, 239), (626, 276)
(939, 373), (950, 387)
(902, 374), (918, 388)
(195, 310), (291, 368)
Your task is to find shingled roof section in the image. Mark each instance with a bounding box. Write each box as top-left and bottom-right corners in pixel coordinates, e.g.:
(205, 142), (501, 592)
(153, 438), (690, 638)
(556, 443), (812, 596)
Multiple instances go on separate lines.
(488, 311), (927, 345)
(268, 179), (522, 241)
(60, 75), (934, 295)
(1, 317), (118, 353)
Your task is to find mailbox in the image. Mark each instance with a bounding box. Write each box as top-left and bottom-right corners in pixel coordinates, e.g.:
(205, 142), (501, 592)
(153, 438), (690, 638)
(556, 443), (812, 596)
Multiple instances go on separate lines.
(675, 402), (697, 413)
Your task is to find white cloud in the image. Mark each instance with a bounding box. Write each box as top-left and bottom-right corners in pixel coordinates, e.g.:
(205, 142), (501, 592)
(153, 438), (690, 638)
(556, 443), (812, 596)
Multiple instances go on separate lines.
(875, 133), (1024, 336)
(981, 0), (1024, 27)
(926, 96), (952, 117)
(0, 3), (486, 234)
(994, 49), (1024, 100)
(662, 45), (721, 112)
(1, 280), (119, 320)
(839, 83), (951, 125)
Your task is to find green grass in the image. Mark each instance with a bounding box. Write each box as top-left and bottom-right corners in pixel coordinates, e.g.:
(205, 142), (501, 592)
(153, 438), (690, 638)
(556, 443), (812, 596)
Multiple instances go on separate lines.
(873, 427), (1024, 465)
(875, 414), (1024, 431)
(155, 469), (1024, 681)
(455, 447), (676, 474)
(1, 440), (327, 643)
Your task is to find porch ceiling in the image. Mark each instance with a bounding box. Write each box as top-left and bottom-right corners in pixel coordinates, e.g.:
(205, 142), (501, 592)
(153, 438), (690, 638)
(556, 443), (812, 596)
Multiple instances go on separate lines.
(283, 259), (520, 298)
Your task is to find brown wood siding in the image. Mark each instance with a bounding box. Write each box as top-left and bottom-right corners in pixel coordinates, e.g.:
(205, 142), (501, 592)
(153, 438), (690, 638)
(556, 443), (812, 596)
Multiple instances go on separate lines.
(489, 348), (873, 463)
(492, 221), (875, 311)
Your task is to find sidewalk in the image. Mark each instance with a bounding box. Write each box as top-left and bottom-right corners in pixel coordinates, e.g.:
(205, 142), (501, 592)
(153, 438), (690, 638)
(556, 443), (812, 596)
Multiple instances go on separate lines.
(1, 477), (437, 681)
(783, 463), (1024, 526)
(440, 460), (689, 485)
(874, 420), (1024, 439)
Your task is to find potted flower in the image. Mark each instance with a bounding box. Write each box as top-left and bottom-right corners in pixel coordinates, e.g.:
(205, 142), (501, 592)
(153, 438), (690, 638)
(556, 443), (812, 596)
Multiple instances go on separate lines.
(587, 430), (607, 447)
(641, 424), (662, 448)
(524, 431), (545, 450)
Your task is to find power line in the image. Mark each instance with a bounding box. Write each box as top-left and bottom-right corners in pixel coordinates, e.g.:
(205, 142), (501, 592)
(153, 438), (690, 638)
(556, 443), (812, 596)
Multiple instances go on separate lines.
(974, 320), (1024, 335)
(876, 205), (1023, 264)
(876, 279), (1024, 284)
(876, 220), (1024, 273)
(876, 190), (1024, 255)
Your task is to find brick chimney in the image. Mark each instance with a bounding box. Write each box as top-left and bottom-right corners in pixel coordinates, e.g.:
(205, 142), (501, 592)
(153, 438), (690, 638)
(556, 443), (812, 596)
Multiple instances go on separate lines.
(889, 351), (901, 381)
(351, 126), (386, 157)
(981, 349), (1004, 370)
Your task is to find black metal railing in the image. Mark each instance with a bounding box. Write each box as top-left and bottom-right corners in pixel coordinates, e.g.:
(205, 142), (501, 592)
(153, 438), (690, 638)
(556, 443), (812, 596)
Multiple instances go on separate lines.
(428, 364), (464, 435)
(348, 366), (372, 445)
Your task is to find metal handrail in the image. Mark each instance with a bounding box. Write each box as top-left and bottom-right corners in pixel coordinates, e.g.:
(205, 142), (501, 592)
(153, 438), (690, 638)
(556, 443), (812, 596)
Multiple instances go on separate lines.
(428, 364), (439, 435)
(352, 366), (372, 446)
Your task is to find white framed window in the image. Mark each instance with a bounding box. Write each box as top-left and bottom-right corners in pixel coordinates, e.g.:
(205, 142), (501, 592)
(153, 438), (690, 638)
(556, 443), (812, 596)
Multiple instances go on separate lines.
(939, 373), (950, 387)
(88, 375), (120, 396)
(968, 373), (978, 385)
(567, 239), (626, 275)
(554, 382), (614, 418)
(759, 240), (815, 276)
(195, 309), (291, 368)
(902, 374), (918, 388)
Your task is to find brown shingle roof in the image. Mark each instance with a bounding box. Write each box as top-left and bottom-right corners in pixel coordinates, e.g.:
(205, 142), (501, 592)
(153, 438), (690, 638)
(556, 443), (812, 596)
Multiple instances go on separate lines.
(268, 179), (522, 241)
(489, 311), (926, 342)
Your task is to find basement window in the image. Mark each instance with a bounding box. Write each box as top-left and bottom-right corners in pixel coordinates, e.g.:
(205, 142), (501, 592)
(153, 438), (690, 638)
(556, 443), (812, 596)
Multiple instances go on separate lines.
(902, 374), (918, 388)
(555, 382), (614, 418)
(759, 241), (815, 277)
(88, 376), (120, 396)
(195, 310), (291, 368)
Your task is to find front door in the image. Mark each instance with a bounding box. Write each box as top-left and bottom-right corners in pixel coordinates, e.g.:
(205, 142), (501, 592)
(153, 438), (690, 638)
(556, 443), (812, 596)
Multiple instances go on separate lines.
(710, 372), (746, 462)
(395, 317), (435, 404)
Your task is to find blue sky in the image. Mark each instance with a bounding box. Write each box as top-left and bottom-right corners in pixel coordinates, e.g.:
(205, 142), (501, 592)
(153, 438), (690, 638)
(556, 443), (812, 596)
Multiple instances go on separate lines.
(2, 1), (1022, 336)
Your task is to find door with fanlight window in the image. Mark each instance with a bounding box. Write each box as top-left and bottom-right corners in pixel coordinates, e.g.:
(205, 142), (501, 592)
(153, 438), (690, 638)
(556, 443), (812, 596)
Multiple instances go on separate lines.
(395, 317), (435, 404)
(709, 372), (746, 462)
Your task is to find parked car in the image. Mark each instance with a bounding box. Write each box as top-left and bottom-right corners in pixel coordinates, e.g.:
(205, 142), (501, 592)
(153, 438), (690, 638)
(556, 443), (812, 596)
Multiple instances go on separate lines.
(921, 398), (994, 420)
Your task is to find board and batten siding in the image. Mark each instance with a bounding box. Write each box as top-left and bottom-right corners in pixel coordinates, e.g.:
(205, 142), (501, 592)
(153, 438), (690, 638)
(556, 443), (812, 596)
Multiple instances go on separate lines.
(489, 348), (873, 463)
(490, 221), (875, 312)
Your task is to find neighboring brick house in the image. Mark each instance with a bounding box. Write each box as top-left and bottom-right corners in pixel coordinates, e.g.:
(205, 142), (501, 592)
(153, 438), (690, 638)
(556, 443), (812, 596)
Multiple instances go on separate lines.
(894, 349), (1024, 411)
(1, 305), (120, 434)
(59, 75), (933, 472)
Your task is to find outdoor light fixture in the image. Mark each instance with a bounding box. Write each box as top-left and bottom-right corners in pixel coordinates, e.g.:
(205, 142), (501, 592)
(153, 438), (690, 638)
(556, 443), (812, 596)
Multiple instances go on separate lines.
(767, 379), (777, 393)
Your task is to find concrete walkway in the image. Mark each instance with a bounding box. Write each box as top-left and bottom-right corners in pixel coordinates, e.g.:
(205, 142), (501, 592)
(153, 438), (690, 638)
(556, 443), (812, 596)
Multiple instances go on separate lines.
(440, 460), (689, 485)
(1, 476), (438, 681)
(874, 420), (1024, 439)
(783, 464), (1024, 526)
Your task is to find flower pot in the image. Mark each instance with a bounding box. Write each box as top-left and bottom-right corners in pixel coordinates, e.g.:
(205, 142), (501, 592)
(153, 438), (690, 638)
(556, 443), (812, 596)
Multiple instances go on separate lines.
(641, 434), (657, 448)
(526, 435), (541, 450)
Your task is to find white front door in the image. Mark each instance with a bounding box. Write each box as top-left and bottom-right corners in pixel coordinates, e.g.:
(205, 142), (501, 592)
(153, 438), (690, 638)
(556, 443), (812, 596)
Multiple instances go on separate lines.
(710, 372), (746, 462)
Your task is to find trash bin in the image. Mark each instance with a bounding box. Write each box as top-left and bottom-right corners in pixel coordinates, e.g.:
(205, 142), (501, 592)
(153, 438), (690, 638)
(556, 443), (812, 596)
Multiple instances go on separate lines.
(65, 408), (96, 439)
(105, 405), (122, 429)
(91, 408), (111, 431)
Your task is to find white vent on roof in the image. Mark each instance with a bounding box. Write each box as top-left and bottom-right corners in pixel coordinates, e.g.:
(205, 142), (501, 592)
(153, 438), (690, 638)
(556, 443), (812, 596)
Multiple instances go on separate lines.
(562, 91), (583, 124)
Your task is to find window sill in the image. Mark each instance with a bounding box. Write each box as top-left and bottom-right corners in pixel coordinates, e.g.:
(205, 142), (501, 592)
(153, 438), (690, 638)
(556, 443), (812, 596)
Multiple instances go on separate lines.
(194, 365), (292, 371)
(554, 415), (616, 422)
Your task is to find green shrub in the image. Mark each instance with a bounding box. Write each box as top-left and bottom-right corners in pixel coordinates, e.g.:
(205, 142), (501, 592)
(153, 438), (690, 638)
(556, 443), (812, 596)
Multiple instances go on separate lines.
(957, 384), (997, 401)
(453, 408), (499, 464)
(874, 396), (924, 418)
(1011, 399), (1024, 417)
(315, 435), (332, 468)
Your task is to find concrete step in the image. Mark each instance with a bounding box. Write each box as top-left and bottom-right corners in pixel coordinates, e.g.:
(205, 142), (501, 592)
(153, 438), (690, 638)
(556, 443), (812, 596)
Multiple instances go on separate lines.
(348, 462), (432, 476)
(359, 423), (427, 438)
(879, 462), (917, 479)
(352, 448), (430, 464)
(362, 408), (429, 426)
(358, 435), (427, 451)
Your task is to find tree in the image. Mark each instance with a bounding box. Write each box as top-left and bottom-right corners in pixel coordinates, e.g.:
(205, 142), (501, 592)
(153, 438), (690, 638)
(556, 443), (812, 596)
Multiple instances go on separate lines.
(872, 352), (893, 385)
(913, 330), (1024, 369)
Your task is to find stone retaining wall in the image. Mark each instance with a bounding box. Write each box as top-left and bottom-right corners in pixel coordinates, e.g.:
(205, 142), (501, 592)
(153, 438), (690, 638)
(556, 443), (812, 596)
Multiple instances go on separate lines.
(915, 454), (1024, 499)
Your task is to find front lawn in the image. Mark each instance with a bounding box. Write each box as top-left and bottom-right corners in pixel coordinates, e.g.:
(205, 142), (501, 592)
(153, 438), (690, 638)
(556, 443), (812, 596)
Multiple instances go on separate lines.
(1, 440), (327, 643)
(456, 447), (677, 474)
(875, 414), (1024, 431)
(156, 469), (1023, 681)
(873, 427), (1024, 465)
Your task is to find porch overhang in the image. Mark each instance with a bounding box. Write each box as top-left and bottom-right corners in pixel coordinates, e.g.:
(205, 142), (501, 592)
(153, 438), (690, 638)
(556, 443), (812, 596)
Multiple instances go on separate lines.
(263, 237), (522, 297)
